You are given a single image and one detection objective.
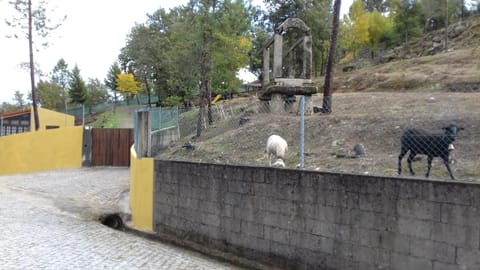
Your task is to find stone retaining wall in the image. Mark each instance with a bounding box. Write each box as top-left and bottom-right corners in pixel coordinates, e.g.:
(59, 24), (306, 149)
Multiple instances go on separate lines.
(152, 160), (480, 269)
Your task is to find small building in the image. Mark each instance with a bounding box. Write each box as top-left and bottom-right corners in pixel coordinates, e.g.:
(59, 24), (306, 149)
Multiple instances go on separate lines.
(0, 107), (75, 136)
(243, 80), (262, 93)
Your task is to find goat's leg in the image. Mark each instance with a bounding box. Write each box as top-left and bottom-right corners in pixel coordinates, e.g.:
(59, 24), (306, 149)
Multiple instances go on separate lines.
(407, 152), (416, 175)
(442, 156), (455, 180)
(398, 148), (408, 175)
(426, 156), (433, 178)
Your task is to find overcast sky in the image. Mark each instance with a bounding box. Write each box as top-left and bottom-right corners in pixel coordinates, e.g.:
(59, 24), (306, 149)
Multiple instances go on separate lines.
(0, 0), (352, 103)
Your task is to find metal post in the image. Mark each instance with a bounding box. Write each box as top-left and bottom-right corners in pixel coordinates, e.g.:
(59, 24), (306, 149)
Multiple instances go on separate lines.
(82, 104), (85, 126)
(176, 106), (180, 137)
(299, 95), (305, 169)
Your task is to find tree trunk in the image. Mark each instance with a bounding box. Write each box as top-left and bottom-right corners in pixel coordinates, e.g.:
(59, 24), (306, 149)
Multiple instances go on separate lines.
(144, 75), (151, 108)
(207, 79), (213, 125)
(196, 88), (206, 137)
(28, 0), (40, 130)
(197, 46), (209, 137)
(196, 3), (214, 137)
(445, 0), (449, 52)
(322, 0), (341, 114)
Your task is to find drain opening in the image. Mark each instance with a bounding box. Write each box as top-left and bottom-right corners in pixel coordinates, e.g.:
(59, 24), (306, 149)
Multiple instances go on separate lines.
(100, 213), (124, 230)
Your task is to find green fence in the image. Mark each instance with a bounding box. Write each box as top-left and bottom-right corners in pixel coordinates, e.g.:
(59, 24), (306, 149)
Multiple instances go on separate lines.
(59, 96), (160, 117)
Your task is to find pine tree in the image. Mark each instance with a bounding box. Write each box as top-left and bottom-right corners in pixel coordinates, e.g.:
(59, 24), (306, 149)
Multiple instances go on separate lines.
(68, 65), (88, 104)
(105, 62), (122, 104)
(51, 58), (71, 113)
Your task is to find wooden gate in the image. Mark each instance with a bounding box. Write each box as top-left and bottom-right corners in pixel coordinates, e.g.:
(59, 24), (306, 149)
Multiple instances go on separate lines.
(90, 128), (134, 166)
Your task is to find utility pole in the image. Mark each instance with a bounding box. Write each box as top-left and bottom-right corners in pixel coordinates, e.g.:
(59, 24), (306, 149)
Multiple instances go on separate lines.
(28, 0), (40, 130)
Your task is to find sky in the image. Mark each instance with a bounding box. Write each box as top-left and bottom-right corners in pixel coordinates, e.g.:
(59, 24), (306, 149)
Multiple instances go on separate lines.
(0, 0), (353, 103)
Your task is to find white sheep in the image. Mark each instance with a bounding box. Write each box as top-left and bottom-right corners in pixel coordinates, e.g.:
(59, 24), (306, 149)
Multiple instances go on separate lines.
(266, 135), (288, 167)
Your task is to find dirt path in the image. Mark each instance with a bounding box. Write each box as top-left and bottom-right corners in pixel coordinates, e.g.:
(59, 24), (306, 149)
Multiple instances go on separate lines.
(115, 105), (146, 128)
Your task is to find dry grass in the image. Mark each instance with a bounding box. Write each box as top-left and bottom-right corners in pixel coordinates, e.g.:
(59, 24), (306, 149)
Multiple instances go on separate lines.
(157, 92), (480, 181)
(334, 47), (480, 92)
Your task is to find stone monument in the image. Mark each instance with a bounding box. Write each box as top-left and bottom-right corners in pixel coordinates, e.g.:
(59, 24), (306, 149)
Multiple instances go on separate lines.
(260, 18), (317, 114)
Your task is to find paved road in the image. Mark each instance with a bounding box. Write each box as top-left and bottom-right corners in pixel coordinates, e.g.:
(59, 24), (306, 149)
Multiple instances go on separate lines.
(0, 167), (243, 270)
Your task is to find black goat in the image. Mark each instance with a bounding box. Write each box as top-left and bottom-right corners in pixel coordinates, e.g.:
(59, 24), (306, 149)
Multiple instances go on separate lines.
(398, 124), (463, 180)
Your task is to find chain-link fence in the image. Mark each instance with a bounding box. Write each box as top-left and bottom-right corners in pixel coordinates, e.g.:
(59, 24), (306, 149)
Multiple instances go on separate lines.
(156, 92), (480, 181)
(60, 95), (160, 118)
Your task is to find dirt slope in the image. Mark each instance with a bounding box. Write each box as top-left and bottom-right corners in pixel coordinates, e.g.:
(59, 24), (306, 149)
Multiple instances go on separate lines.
(158, 92), (480, 181)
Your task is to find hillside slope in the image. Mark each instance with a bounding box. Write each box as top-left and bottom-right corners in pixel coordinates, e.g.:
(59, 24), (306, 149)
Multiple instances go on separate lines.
(156, 17), (480, 181)
(334, 16), (480, 92)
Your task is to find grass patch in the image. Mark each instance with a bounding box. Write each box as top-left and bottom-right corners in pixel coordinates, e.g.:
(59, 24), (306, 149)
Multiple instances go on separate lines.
(90, 110), (119, 128)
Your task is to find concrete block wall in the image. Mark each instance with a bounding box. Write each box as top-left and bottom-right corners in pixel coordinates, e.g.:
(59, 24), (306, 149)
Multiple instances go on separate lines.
(150, 126), (180, 156)
(152, 159), (480, 270)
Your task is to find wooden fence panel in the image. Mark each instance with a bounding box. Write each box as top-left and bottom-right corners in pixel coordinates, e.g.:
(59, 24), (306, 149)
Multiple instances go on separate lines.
(91, 128), (134, 166)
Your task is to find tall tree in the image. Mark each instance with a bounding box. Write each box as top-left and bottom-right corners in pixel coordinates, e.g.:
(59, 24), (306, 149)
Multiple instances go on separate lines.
(348, 0), (371, 55)
(156, 0), (252, 136)
(390, 0), (424, 44)
(419, 0), (460, 32)
(120, 19), (170, 106)
(105, 62), (122, 104)
(5, 0), (65, 130)
(50, 58), (71, 112)
(322, 0), (341, 114)
(86, 78), (109, 106)
(188, 0), (252, 136)
(68, 65), (88, 104)
(37, 80), (64, 109)
(13, 90), (27, 109)
(118, 0), (252, 136)
(366, 10), (391, 57)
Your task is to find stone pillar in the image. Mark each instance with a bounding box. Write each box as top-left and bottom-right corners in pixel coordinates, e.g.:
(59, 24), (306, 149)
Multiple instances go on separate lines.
(270, 94), (284, 113)
(263, 48), (270, 85)
(136, 110), (150, 158)
(297, 95), (313, 115)
(298, 95), (313, 115)
(273, 34), (283, 78)
(304, 95), (313, 115)
(303, 35), (312, 79)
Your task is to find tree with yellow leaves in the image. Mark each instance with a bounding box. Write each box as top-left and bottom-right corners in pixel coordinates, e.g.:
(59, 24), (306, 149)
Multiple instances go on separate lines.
(344, 0), (391, 58)
(349, 0), (370, 56)
(366, 11), (391, 57)
(116, 73), (141, 101)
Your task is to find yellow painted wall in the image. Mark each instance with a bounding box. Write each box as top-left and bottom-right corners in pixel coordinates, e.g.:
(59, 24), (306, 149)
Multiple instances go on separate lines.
(30, 107), (75, 131)
(130, 146), (154, 231)
(0, 126), (83, 176)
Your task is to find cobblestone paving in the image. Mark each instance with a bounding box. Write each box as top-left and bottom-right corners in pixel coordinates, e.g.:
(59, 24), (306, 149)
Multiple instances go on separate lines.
(0, 168), (243, 270)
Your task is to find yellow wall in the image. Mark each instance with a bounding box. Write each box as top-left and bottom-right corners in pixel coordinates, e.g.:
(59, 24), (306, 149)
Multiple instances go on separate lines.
(30, 107), (75, 131)
(130, 146), (154, 231)
(0, 126), (83, 175)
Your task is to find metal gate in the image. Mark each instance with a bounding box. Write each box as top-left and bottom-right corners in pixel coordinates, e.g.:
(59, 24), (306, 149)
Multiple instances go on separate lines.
(88, 128), (134, 167)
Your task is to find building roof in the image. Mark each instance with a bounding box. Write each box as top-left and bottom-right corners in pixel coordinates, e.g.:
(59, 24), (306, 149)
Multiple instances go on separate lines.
(0, 109), (31, 119)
